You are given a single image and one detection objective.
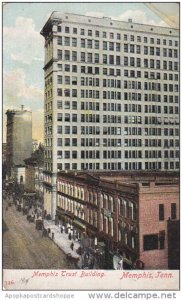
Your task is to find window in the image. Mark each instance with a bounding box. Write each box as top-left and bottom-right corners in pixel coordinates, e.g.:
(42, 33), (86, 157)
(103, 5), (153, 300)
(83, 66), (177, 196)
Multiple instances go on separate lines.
(57, 25), (61, 32)
(81, 28), (84, 35)
(57, 37), (62, 45)
(116, 43), (120, 51)
(95, 53), (99, 63)
(95, 40), (99, 49)
(57, 49), (62, 60)
(57, 75), (62, 84)
(72, 89), (77, 97)
(87, 39), (92, 48)
(65, 27), (69, 33)
(72, 101), (77, 110)
(81, 39), (85, 48)
(171, 203), (176, 220)
(124, 44), (128, 52)
(110, 32), (114, 39)
(87, 52), (92, 63)
(143, 234), (158, 251)
(57, 113), (62, 121)
(130, 44), (134, 53)
(109, 42), (114, 51)
(73, 27), (77, 34)
(64, 126), (70, 134)
(65, 151), (70, 158)
(124, 56), (128, 66)
(81, 52), (85, 62)
(117, 33), (121, 40)
(159, 204), (164, 221)
(65, 64), (70, 72)
(57, 101), (62, 109)
(136, 45), (140, 54)
(72, 51), (77, 61)
(57, 126), (62, 134)
(64, 101), (70, 109)
(88, 30), (92, 36)
(72, 126), (77, 134)
(64, 50), (70, 60)
(72, 38), (77, 47)
(64, 37), (70, 46)
(65, 76), (70, 85)
(57, 138), (62, 146)
(72, 138), (77, 146)
(57, 88), (62, 96)
(72, 151), (77, 159)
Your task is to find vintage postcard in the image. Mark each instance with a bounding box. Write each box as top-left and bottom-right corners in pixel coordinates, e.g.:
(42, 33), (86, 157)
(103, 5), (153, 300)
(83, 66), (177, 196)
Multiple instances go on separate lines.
(2, 1), (180, 295)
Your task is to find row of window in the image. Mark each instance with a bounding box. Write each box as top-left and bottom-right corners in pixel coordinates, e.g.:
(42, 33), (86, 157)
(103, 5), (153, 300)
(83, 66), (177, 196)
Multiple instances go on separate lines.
(45, 99), (179, 115)
(44, 126), (179, 140)
(57, 25), (178, 46)
(124, 45), (178, 57)
(54, 131), (180, 148)
(45, 68), (179, 89)
(44, 160), (179, 172)
(57, 50), (179, 70)
(56, 87), (179, 101)
(56, 64), (179, 77)
(45, 137), (179, 149)
(55, 76), (179, 91)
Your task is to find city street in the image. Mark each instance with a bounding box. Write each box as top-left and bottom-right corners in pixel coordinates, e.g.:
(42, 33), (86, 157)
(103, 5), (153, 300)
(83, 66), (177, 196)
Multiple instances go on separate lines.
(3, 200), (76, 269)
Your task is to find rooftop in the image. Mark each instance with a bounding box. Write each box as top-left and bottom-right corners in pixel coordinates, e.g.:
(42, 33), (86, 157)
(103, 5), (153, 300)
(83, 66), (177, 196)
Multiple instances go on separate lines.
(41, 11), (179, 37)
(57, 170), (179, 193)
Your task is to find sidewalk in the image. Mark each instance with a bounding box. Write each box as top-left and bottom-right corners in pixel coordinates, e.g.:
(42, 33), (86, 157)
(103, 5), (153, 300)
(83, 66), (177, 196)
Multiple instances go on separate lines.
(43, 220), (82, 267)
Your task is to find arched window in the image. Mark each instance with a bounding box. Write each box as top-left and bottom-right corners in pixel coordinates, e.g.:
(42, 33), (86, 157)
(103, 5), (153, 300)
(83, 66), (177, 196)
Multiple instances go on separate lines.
(109, 196), (114, 212)
(110, 218), (114, 237)
(100, 213), (103, 231)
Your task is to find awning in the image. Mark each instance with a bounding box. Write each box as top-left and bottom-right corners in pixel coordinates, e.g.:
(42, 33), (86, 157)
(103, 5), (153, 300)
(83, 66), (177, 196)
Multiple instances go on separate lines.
(73, 220), (86, 231)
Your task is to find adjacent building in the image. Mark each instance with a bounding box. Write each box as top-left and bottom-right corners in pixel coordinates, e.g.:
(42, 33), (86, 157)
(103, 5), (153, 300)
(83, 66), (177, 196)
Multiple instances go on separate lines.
(6, 106), (32, 177)
(24, 146), (44, 194)
(56, 171), (179, 269)
(40, 12), (179, 218)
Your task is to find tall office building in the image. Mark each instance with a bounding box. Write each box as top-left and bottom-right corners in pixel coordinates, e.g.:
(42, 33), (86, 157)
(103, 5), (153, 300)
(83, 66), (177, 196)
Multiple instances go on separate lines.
(6, 106), (32, 177)
(41, 12), (179, 218)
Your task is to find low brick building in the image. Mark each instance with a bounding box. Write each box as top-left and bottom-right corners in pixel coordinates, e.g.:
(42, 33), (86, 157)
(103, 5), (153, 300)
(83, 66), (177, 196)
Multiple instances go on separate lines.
(56, 171), (179, 269)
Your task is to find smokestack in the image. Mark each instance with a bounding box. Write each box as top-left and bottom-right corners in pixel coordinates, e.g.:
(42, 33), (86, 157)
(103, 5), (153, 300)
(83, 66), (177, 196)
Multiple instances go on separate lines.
(21, 105), (24, 111)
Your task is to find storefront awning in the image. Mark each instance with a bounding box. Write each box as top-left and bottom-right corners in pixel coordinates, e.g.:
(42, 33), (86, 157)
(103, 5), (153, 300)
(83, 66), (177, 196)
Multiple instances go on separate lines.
(73, 220), (86, 230)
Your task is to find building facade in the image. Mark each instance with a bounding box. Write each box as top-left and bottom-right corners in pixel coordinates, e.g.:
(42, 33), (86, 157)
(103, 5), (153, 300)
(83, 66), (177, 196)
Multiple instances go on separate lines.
(56, 171), (179, 269)
(11, 166), (25, 184)
(2, 143), (7, 164)
(6, 106), (32, 177)
(40, 12), (179, 217)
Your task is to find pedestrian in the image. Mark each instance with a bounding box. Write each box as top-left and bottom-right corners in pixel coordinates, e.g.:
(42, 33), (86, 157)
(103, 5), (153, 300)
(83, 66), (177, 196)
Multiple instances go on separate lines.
(117, 257), (123, 270)
(70, 242), (74, 251)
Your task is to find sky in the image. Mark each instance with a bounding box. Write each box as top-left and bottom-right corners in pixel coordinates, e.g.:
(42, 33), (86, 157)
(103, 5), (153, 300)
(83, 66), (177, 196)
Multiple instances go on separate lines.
(2, 1), (179, 143)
